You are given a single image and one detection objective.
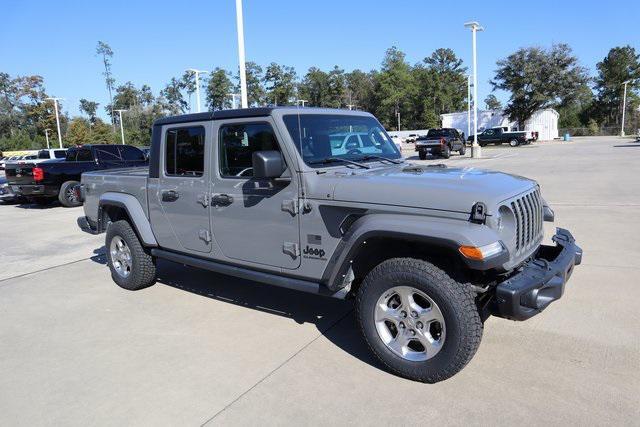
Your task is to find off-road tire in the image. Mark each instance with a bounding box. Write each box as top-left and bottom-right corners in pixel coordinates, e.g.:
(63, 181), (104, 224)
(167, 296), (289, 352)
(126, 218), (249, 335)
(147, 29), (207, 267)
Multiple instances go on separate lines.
(459, 144), (466, 155)
(441, 145), (451, 159)
(509, 139), (519, 147)
(418, 151), (427, 160)
(58, 180), (82, 207)
(356, 258), (482, 383)
(106, 220), (156, 291)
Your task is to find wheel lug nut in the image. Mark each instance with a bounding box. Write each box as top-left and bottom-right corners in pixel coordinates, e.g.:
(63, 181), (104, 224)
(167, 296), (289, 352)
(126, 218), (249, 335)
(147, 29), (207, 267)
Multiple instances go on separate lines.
(416, 321), (423, 329)
(401, 311), (407, 318)
(411, 311), (418, 318)
(399, 322), (405, 329)
(410, 330), (416, 336)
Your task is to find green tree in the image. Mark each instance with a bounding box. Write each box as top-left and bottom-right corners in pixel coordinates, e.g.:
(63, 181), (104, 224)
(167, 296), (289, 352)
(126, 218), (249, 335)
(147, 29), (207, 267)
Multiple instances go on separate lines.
(263, 63), (297, 105)
(244, 62), (265, 106)
(491, 44), (589, 127)
(66, 117), (91, 147)
(298, 67), (330, 106)
(373, 47), (416, 130)
(96, 41), (116, 125)
(159, 77), (187, 115)
(484, 94), (502, 110)
(344, 69), (376, 112)
(592, 46), (640, 127)
(90, 119), (117, 144)
(79, 99), (99, 123)
(206, 67), (233, 110)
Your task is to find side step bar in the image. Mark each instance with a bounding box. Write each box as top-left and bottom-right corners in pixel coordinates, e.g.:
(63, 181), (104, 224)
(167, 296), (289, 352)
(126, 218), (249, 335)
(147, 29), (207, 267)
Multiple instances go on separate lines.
(151, 248), (341, 298)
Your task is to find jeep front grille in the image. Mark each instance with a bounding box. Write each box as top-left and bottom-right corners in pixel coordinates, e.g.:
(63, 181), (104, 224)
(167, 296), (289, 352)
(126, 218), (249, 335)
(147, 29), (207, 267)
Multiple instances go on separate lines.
(509, 188), (543, 255)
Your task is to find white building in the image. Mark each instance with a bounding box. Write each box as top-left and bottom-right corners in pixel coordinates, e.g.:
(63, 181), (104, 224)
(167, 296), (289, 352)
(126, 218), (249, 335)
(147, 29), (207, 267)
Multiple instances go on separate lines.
(440, 108), (559, 141)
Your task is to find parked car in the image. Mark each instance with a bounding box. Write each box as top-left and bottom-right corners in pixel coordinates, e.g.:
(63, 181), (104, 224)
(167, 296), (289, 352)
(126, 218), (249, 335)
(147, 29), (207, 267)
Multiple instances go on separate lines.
(5, 144), (147, 207)
(405, 133), (419, 143)
(0, 176), (26, 204)
(468, 127), (528, 147)
(415, 128), (466, 159)
(77, 107), (581, 383)
(32, 148), (68, 163)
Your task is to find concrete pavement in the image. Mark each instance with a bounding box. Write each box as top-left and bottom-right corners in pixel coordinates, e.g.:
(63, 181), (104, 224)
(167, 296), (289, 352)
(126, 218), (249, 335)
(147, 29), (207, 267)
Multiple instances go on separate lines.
(1, 137), (639, 425)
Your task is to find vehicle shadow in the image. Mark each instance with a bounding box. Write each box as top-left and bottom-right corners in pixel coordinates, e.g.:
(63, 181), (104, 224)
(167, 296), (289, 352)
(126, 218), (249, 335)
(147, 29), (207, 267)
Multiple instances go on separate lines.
(13, 200), (62, 210)
(92, 253), (384, 372)
(613, 143), (640, 148)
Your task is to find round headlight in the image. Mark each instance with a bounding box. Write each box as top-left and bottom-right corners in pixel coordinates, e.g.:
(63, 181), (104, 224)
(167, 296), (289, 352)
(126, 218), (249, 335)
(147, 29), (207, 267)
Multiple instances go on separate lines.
(497, 205), (516, 242)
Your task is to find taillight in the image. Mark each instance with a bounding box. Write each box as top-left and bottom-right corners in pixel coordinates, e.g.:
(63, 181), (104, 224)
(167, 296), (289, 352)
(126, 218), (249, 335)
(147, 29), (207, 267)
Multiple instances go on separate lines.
(33, 167), (44, 182)
(440, 138), (446, 146)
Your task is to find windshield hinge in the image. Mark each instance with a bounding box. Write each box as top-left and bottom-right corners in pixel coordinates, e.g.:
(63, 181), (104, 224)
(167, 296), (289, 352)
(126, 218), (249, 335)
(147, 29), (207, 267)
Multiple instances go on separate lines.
(281, 199), (299, 216)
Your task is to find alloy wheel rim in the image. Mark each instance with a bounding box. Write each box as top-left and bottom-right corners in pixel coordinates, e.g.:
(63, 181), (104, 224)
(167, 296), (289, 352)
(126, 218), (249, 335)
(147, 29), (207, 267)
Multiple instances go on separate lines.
(374, 285), (446, 362)
(110, 236), (132, 278)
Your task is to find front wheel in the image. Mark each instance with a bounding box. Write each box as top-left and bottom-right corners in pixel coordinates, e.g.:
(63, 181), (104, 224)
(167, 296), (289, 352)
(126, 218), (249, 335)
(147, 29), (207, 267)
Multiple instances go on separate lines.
(106, 220), (157, 290)
(509, 139), (520, 147)
(356, 258), (482, 383)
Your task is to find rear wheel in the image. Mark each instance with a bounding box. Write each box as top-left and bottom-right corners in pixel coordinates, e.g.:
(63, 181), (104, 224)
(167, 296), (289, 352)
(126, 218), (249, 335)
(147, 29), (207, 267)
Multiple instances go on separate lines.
(418, 151), (427, 160)
(441, 145), (451, 159)
(459, 144), (466, 155)
(509, 139), (519, 147)
(356, 258), (482, 383)
(58, 180), (82, 207)
(106, 220), (156, 290)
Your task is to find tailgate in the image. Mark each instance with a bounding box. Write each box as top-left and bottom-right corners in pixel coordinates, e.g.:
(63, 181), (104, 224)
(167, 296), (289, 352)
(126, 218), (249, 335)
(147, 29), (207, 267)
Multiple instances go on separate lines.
(415, 139), (441, 147)
(5, 163), (37, 185)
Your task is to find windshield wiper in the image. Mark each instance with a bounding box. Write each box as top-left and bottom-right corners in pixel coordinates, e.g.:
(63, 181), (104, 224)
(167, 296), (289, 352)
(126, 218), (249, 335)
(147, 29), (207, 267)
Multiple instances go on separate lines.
(355, 154), (404, 165)
(308, 157), (370, 169)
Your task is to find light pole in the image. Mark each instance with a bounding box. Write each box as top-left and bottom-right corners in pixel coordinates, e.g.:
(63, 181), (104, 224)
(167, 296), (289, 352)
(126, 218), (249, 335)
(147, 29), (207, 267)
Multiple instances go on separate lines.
(467, 75), (472, 141)
(45, 97), (64, 149)
(296, 99), (308, 107)
(44, 129), (51, 149)
(186, 69), (209, 113)
(227, 93), (241, 109)
(621, 80), (631, 137)
(464, 21), (484, 158)
(347, 104), (358, 110)
(235, 0), (248, 108)
(114, 109), (127, 145)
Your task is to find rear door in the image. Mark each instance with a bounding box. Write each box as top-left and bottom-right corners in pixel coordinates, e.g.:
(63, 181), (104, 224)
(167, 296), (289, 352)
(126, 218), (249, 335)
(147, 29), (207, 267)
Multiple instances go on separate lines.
(153, 122), (212, 253)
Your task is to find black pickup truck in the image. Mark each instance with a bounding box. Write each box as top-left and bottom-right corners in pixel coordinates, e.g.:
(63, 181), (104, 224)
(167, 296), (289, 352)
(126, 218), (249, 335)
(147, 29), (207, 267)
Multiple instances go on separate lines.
(5, 144), (147, 207)
(468, 127), (528, 147)
(414, 128), (466, 159)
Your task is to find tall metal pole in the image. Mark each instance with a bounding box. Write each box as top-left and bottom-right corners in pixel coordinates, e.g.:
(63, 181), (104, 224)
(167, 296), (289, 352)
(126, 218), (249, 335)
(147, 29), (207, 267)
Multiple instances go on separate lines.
(186, 69), (208, 113)
(235, 0), (248, 108)
(621, 80), (630, 137)
(46, 97), (64, 149)
(397, 110), (401, 131)
(465, 21), (484, 158)
(45, 129), (50, 149)
(467, 75), (471, 141)
(115, 109), (127, 145)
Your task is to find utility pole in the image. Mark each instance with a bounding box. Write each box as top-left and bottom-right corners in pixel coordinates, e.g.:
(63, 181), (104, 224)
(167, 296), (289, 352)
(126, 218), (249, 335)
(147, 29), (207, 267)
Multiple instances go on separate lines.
(467, 75), (472, 142)
(45, 97), (64, 149)
(45, 129), (51, 149)
(621, 80), (631, 137)
(115, 109), (127, 145)
(464, 21), (484, 158)
(235, 0), (248, 108)
(186, 69), (208, 113)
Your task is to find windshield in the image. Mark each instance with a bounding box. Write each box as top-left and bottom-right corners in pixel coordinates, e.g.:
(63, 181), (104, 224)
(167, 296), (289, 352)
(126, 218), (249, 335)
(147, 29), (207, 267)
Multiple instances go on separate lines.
(425, 129), (455, 138)
(282, 114), (401, 166)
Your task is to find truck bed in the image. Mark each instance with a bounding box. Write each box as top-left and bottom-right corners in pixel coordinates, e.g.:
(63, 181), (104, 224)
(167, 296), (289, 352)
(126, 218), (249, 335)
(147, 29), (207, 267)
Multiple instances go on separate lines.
(82, 167), (150, 222)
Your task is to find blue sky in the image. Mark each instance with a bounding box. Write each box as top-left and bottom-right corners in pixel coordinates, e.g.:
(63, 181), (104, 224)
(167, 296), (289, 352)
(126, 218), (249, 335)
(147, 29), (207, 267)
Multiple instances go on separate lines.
(2, 0), (638, 118)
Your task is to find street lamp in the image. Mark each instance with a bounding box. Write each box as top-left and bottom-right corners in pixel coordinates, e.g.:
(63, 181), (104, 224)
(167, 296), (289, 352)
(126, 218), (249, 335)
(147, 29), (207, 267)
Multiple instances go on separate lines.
(296, 99), (308, 107)
(235, 0), (248, 108)
(45, 97), (64, 149)
(621, 80), (631, 137)
(44, 128), (51, 149)
(114, 109), (128, 145)
(467, 75), (472, 142)
(186, 69), (208, 113)
(464, 21), (484, 158)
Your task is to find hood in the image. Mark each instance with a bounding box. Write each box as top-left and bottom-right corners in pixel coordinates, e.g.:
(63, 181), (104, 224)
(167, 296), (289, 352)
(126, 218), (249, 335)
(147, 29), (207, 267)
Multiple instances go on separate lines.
(327, 164), (535, 214)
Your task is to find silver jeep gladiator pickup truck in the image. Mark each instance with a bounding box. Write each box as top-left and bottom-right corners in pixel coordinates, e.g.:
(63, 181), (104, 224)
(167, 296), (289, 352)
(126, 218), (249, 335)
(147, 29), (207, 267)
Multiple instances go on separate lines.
(78, 107), (582, 383)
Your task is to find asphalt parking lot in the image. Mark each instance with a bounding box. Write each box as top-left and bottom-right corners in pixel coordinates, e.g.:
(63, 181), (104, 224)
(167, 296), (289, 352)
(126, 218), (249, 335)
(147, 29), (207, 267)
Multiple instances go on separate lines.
(1, 136), (639, 425)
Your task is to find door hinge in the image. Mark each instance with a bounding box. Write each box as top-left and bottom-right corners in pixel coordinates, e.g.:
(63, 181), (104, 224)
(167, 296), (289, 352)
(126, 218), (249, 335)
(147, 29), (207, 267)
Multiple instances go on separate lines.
(199, 229), (211, 243)
(282, 242), (300, 259)
(197, 193), (209, 207)
(281, 199), (299, 216)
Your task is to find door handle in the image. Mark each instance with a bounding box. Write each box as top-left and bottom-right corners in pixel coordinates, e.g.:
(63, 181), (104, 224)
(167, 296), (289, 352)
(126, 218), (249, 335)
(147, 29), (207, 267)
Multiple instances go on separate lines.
(161, 190), (179, 202)
(212, 193), (234, 206)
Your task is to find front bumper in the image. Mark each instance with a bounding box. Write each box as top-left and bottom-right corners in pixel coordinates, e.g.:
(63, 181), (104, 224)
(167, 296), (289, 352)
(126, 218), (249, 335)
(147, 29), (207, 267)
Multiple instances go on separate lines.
(491, 228), (582, 321)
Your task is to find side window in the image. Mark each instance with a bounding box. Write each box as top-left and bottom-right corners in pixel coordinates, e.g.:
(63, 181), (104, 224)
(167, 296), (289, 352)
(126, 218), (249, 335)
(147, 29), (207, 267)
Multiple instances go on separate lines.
(76, 149), (93, 162)
(165, 126), (205, 177)
(65, 150), (77, 161)
(120, 146), (145, 161)
(219, 123), (280, 178)
(96, 146), (122, 161)
(485, 129), (494, 136)
(54, 150), (66, 158)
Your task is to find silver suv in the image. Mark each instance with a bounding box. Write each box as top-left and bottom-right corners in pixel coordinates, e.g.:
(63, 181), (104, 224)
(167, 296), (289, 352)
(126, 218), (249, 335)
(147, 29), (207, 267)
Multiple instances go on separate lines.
(77, 107), (582, 382)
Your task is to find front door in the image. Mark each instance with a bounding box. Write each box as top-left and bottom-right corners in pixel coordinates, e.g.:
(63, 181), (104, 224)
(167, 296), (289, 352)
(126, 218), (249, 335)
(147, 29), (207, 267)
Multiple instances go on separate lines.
(210, 119), (301, 270)
(155, 122), (212, 253)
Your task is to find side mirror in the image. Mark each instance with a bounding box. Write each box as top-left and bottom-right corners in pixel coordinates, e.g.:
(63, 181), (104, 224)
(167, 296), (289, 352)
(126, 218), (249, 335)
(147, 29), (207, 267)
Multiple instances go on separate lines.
(252, 150), (285, 179)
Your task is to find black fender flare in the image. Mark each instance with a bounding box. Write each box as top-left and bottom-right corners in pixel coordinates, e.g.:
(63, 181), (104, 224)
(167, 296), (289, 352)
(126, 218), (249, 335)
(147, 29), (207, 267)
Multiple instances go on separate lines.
(98, 192), (158, 247)
(321, 214), (508, 291)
